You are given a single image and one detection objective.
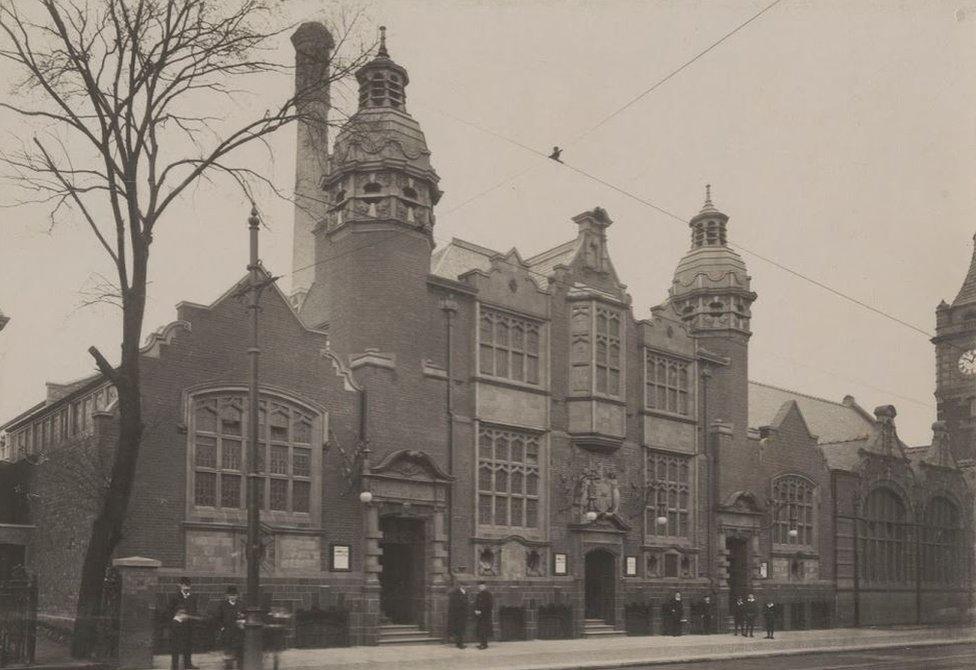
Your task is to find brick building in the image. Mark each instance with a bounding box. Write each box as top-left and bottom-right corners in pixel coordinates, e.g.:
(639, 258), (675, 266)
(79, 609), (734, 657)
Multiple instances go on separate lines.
(1, 23), (972, 645)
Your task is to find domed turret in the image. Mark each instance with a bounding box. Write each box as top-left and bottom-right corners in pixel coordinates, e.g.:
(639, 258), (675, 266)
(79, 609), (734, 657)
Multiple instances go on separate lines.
(669, 186), (755, 335)
(322, 27), (441, 238)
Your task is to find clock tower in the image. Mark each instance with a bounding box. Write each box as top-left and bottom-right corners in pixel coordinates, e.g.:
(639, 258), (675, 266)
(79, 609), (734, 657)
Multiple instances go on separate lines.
(933, 232), (976, 466)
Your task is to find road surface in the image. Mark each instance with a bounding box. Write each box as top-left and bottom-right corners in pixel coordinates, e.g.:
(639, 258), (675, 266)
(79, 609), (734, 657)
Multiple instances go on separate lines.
(613, 642), (976, 669)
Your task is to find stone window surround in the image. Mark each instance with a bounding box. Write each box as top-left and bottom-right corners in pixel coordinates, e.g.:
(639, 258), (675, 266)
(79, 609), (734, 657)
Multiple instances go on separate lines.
(182, 384), (326, 528)
(770, 474), (819, 551)
(476, 302), (547, 389)
(569, 298), (626, 400)
(643, 349), (694, 418)
(644, 449), (693, 541)
(858, 485), (912, 586)
(475, 421), (547, 540)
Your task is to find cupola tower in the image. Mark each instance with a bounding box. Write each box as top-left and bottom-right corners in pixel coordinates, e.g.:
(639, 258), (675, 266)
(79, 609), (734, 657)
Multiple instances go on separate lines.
(669, 186), (757, 445)
(298, 27), (442, 357)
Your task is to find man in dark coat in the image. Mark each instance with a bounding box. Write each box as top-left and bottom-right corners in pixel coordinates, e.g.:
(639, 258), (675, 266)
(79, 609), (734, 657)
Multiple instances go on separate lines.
(762, 599), (778, 639)
(213, 586), (245, 669)
(697, 595), (715, 634)
(743, 593), (758, 638)
(167, 577), (199, 670)
(732, 596), (745, 636)
(446, 579), (469, 649)
(662, 592), (683, 636)
(473, 581), (493, 650)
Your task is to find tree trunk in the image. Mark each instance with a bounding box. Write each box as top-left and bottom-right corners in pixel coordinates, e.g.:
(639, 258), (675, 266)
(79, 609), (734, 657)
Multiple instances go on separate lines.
(71, 252), (147, 659)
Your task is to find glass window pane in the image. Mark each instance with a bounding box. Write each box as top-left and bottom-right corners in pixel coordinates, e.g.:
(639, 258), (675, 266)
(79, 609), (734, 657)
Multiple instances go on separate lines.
(293, 417), (312, 444)
(195, 472), (216, 506)
(269, 478), (288, 511)
(195, 436), (217, 468)
(271, 445), (288, 475)
(293, 447), (311, 478)
(221, 439), (241, 470)
(220, 474), (241, 508)
(293, 481), (310, 513)
(196, 405), (217, 433)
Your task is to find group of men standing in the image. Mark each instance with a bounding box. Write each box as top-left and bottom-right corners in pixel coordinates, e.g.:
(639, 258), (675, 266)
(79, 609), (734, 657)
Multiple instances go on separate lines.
(731, 593), (779, 640)
(661, 592), (779, 640)
(661, 592), (716, 636)
(446, 580), (494, 649)
(166, 577), (245, 670)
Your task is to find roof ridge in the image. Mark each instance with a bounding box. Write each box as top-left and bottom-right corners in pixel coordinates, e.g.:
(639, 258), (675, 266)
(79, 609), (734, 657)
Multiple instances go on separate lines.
(819, 437), (870, 446)
(446, 237), (502, 258)
(748, 380), (848, 408)
(526, 238), (576, 265)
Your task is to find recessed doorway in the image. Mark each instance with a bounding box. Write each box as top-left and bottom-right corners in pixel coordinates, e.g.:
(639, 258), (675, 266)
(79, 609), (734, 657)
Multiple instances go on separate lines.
(584, 549), (616, 623)
(379, 516), (426, 625)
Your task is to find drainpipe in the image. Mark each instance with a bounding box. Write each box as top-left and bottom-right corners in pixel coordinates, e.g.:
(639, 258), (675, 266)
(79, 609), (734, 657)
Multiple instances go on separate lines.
(701, 365), (713, 591)
(852, 493), (860, 627)
(440, 298), (458, 575)
(915, 519), (922, 625)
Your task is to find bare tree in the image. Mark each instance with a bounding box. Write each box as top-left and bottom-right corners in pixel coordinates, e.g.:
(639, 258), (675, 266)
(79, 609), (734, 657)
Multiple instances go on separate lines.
(0, 0), (370, 657)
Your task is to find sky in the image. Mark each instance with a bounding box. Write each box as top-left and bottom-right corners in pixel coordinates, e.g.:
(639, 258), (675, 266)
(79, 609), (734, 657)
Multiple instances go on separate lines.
(1, 0), (975, 446)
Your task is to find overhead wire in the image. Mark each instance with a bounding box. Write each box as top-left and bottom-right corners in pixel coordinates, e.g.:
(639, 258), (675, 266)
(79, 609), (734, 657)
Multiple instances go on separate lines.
(431, 0), (786, 218)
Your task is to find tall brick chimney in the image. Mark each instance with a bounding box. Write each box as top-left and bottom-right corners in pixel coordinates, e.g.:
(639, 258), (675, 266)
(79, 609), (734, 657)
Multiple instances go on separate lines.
(290, 22), (335, 305)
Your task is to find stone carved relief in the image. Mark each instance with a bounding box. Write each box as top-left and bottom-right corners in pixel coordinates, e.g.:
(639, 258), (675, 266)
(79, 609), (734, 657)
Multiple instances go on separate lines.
(573, 458), (621, 522)
(478, 546), (498, 576)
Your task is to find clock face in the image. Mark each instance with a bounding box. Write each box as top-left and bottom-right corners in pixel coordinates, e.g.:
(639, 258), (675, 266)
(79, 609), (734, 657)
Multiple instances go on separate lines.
(959, 349), (976, 376)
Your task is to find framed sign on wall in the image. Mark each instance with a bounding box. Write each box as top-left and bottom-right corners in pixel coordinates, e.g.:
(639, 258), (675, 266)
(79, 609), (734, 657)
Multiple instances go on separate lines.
(331, 544), (351, 572)
(553, 552), (568, 576)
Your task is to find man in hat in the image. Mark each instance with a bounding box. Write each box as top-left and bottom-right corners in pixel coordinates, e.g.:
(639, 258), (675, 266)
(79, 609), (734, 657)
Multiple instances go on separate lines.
(473, 581), (493, 650)
(446, 577), (469, 649)
(663, 592), (684, 636)
(167, 577), (199, 669)
(762, 598), (779, 639)
(213, 586), (245, 669)
(696, 594), (715, 635)
(743, 593), (758, 638)
(731, 596), (745, 636)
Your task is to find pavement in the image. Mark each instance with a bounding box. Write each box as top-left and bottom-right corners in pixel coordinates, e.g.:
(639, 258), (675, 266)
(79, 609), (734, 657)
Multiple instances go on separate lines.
(147, 624), (976, 670)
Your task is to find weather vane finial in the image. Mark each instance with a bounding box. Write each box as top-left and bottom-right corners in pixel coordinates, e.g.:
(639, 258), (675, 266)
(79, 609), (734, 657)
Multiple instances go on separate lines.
(378, 26), (388, 57)
(704, 184), (712, 207)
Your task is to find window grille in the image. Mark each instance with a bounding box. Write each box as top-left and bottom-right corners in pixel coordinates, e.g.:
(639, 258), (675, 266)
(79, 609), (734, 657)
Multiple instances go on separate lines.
(191, 393), (315, 514)
(772, 476), (816, 546)
(644, 353), (690, 415)
(645, 451), (691, 538)
(479, 307), (541, 385)
(478, 426), (541, 529)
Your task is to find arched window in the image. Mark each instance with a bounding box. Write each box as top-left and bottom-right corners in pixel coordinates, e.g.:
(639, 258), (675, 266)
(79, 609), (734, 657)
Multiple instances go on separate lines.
(190, 391), (320, 517)
(859, 488), (910, 584)
(922, 497), (963, 585)
(771, 476), (816, 546)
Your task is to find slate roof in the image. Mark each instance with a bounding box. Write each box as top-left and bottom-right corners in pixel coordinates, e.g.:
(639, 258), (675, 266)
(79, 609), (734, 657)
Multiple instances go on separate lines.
(525, 239), (578, 278)
(430, 238), (499, 281)
(818, 439), (870, 472)
(748, 381), (874, 444)
(952, 237), (976, 306)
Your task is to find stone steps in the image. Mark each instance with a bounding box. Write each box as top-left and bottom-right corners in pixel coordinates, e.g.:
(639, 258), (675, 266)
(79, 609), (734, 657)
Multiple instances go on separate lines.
(377, 624), (443, 646)
(583, 618), (625, 638)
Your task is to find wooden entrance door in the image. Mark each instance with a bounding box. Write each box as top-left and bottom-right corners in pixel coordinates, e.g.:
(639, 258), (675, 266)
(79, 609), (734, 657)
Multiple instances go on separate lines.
(726, 536), (749, 600)
(584, 549), (615, 623)
(379, 517), (426, 625)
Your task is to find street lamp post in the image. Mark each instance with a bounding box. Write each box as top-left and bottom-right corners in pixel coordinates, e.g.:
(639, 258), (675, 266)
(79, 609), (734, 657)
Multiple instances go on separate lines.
(243, 206), (265, 670)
